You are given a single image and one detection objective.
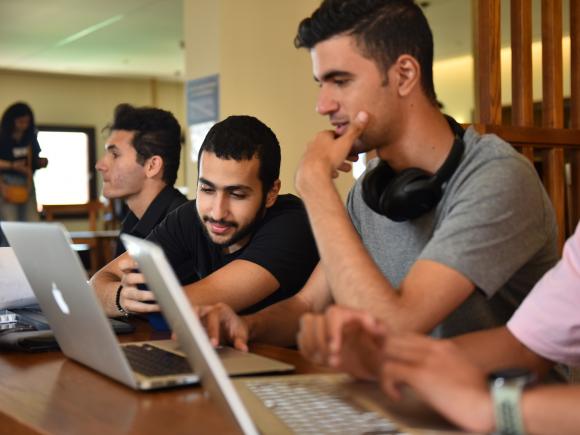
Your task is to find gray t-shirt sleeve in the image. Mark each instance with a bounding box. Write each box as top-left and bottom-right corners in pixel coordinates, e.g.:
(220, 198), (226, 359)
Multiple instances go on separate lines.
(346, 187), (362, 232)
(419, 155), (551, 297)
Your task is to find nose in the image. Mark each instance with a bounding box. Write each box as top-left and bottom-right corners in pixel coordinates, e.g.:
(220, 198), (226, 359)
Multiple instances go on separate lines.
(316, 86), (339, 115)
(210, 192), (229, 221)
(95, 156), (106, 172)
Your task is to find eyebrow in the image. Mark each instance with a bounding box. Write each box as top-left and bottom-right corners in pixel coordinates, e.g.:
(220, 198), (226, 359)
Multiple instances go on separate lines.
(105, 144), (119, 152)
(198, 177), (253, 193)
(314, 70), (354, 83)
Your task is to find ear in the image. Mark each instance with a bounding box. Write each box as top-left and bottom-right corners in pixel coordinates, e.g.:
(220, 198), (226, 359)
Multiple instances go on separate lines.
(392, 54), (420, 97)
(265, 179), (281, 208)
(144, 155), (164, 179)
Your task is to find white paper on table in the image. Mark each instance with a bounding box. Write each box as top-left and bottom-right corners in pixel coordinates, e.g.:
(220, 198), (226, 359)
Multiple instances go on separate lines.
(0, 247), (36, 309)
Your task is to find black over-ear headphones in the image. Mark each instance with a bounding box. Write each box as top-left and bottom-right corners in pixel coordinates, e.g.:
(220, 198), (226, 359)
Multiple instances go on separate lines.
(361, 115), (465, 222)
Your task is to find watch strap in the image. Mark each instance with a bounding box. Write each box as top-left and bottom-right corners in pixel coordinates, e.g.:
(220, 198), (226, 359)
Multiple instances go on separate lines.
(491, 382), (525, 435)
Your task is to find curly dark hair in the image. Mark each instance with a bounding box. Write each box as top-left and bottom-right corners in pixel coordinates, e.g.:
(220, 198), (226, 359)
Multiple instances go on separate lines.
(106, 103), (182, 186)
(295, 0), (437, 105)
(198, 115), (281, 194)
(0, 102), (36, 144)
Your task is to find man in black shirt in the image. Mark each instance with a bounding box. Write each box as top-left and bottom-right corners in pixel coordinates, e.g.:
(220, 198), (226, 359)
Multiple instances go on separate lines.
(91, 115), (319, 324)
(95, 104), (187, 256)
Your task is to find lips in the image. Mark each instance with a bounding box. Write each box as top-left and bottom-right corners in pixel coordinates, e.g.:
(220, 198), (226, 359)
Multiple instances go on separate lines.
(209, 222), (232, 235)
(331, 121), (349, 136)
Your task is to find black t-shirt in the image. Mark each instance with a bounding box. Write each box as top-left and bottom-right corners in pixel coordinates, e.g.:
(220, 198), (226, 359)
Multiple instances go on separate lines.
(0, 134), (42, 177)
(148, 194), (319, 314)
(116, 185), (188, 256)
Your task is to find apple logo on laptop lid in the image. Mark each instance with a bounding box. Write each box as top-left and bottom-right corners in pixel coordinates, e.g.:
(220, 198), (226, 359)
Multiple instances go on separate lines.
(51, 282), (70, 315)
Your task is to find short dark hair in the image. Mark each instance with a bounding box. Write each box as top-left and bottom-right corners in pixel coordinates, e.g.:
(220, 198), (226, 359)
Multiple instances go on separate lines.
(198, 116), (281, 194)
(295, 0), (437, 105)
(0, 102), (36, 144)
(106, 103), (182, 186)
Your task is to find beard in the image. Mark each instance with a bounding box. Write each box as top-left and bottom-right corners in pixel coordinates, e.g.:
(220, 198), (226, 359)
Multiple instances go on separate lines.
(200, 198), (267, 249)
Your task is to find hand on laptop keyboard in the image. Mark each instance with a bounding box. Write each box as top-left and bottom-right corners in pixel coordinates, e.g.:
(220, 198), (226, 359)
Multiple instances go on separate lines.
(195, 303), (250, 352)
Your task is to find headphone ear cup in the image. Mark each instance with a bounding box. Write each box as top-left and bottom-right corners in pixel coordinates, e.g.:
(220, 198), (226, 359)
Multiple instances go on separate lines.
(361, 162), (395, 215)
(381, 169), (440, 221)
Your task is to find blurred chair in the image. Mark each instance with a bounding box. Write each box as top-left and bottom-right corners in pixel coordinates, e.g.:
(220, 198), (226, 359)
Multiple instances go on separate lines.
(42, 200), (118, 275)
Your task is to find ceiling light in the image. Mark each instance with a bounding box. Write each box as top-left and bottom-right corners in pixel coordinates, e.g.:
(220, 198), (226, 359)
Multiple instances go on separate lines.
(55, 14), (124, 48)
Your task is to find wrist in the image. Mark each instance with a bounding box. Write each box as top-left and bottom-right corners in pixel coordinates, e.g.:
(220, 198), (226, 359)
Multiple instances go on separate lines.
(114, 284), (129, 317)
(295, 161), (328, 196)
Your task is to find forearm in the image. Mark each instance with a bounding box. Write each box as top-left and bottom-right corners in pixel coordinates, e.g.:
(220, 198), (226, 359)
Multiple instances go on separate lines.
(298, 176), (398, 315)
(246, 295), (312, 347)
(183, 260), (279, 313)
(452, 327), (553, 376)
(0, 159), (13, 170)
(521, 385), (580, 435)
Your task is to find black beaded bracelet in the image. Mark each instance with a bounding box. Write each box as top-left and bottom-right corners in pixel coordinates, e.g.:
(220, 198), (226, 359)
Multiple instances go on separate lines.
(115, 284), (129, 317)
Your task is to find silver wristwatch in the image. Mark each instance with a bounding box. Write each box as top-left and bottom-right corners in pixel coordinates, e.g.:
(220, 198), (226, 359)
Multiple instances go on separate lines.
(488, 368), (536, 435)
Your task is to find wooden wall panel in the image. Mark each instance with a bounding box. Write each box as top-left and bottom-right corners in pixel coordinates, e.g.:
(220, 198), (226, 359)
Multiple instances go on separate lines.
(473, 0), (502, 124)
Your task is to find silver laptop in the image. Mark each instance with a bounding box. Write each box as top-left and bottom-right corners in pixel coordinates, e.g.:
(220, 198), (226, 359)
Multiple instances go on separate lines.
(123, 235), (456, 434)
(1, 222), (292, 391)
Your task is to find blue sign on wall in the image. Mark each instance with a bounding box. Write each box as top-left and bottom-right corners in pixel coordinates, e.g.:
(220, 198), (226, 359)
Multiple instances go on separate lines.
(187, 74), (219, 126)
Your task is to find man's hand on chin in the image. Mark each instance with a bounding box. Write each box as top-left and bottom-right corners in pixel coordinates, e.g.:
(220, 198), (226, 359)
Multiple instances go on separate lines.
(296, 111), (369, 193)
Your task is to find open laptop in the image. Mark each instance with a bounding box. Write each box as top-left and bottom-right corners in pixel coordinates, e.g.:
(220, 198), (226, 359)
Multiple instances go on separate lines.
(1, 222), (293, 391)
(125, 234), (458, 435)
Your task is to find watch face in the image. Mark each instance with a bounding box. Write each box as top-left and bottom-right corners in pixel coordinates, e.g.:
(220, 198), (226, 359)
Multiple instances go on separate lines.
(489, 368), (530, 380)
(488, 367), (537, 386)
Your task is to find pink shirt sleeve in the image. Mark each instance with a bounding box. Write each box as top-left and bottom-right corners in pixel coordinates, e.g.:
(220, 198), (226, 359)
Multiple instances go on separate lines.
(507, 223), (580, 366)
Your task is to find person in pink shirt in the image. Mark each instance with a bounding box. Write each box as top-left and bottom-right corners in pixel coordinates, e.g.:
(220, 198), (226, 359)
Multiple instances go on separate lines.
(506, 221), (580, 368)
(296, 223), (580, 434)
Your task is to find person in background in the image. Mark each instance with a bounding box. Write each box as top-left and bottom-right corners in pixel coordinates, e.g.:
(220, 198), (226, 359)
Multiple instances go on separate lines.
(0, 102), (48, 246)
(91, 116), (319, 331)
(96, 103), (187, 256)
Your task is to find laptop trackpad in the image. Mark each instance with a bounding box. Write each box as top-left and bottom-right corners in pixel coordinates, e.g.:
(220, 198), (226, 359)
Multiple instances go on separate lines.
(150, 339), (294, 376)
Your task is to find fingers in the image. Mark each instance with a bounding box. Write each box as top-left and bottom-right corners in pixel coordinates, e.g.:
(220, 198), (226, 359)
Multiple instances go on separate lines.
(232, 336), (249, 352)
(336, 161), (352, 174)
(298, 313), (331, 366)
(120, 287), (159, 313)
(342, 111), (369, 145)
(203, 309), (222, 347)
(196, 304), (249, 351)
(298, 306), (384, 369)
(380, 360), (414, 401)
(118, 257), (139, 273)
(120, 270), (145, 290)
(327, 305), (379, 353)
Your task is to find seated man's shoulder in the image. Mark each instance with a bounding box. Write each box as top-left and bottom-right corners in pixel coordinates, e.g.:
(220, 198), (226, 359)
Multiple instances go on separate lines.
(162, 199), (197, 226)
(466, 128), (526, 163)
(169, 189), (188, 207)
(462, 128), (541, 185)
(271, 194), (307, 213)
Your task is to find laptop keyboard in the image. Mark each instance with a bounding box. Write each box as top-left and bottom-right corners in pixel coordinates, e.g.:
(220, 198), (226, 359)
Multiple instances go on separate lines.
(245, 378), (406, 435)
(122, 344), (193, 377)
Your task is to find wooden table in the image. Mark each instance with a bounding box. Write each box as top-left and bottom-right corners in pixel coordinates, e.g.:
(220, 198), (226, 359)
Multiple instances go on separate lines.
(0, 319), (462, 435)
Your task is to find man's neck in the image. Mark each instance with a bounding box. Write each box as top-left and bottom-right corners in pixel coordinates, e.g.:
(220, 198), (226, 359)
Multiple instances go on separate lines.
(377, 103), (456, 175)
(125, 182), (167, 219)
